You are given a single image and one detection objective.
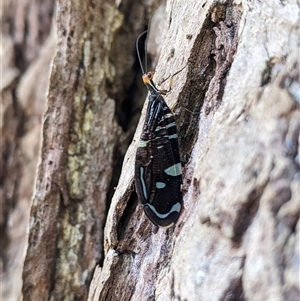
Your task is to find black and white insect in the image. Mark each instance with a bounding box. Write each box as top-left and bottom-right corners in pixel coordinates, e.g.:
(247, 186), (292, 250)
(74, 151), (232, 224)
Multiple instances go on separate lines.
(134, 31), (182, 228)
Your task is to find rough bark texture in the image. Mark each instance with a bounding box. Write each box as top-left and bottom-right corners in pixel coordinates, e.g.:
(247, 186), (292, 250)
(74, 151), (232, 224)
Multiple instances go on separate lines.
(19, 0), (159, 300)
(89, 0), (300, 301)
(1, 0), (55, 300)
(2, 0), (299, 301)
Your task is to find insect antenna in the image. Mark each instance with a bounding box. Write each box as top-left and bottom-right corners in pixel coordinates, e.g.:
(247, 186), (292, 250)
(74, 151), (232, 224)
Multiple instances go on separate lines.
(136, 30), (148, 75)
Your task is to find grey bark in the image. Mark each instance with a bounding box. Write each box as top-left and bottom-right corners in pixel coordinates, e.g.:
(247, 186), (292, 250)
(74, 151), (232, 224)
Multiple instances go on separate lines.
(89, 1), (300, 301)
(20, 0), (159, 300)
(2, 0), (299, 300)
(1, 0), (54, 300)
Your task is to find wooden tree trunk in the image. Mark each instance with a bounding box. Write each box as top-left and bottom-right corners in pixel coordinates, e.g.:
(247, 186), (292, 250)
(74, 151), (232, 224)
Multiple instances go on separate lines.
(20, 0), (159, 300)
(89, 1), (300, 301)
(1, 0), (55, 300)
(2, 0), (298, 300)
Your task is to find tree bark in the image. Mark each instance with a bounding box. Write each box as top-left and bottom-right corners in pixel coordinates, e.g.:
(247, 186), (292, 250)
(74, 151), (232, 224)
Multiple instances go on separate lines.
(20, 0), (160, 300)
(2, 0), (299, 300)
(1, 0), (55, 300)
(89, 1), (300, 301)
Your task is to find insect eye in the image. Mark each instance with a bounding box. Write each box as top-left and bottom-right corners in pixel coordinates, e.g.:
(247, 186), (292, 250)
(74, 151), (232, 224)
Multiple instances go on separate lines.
(147, 71), (154, 80)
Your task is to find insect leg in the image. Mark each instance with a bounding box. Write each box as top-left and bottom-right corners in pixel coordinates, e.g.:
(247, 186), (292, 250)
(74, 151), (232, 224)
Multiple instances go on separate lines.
(158, 62), (188, 95)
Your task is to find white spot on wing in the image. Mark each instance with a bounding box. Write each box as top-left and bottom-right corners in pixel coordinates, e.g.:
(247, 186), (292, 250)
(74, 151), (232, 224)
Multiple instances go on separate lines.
(156, 182), (166, 189)
(168, 134), (178, 139)
(139, 140), (148, 147)
(165, 113), (173, 119)
(166, 122), (176, 129)
(155, 126), (163, 132)
(164, 163), (182, 176)
(140, 167), (148, 199)
(146, 202), (181, 219)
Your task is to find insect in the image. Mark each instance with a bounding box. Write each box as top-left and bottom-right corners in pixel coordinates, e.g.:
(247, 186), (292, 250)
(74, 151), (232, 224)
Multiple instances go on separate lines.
(134, 31), (182, 228)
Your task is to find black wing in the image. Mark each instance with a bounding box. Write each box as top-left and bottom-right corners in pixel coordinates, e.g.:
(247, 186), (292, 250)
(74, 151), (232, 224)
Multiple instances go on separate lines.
(135, 93), (182, 228)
